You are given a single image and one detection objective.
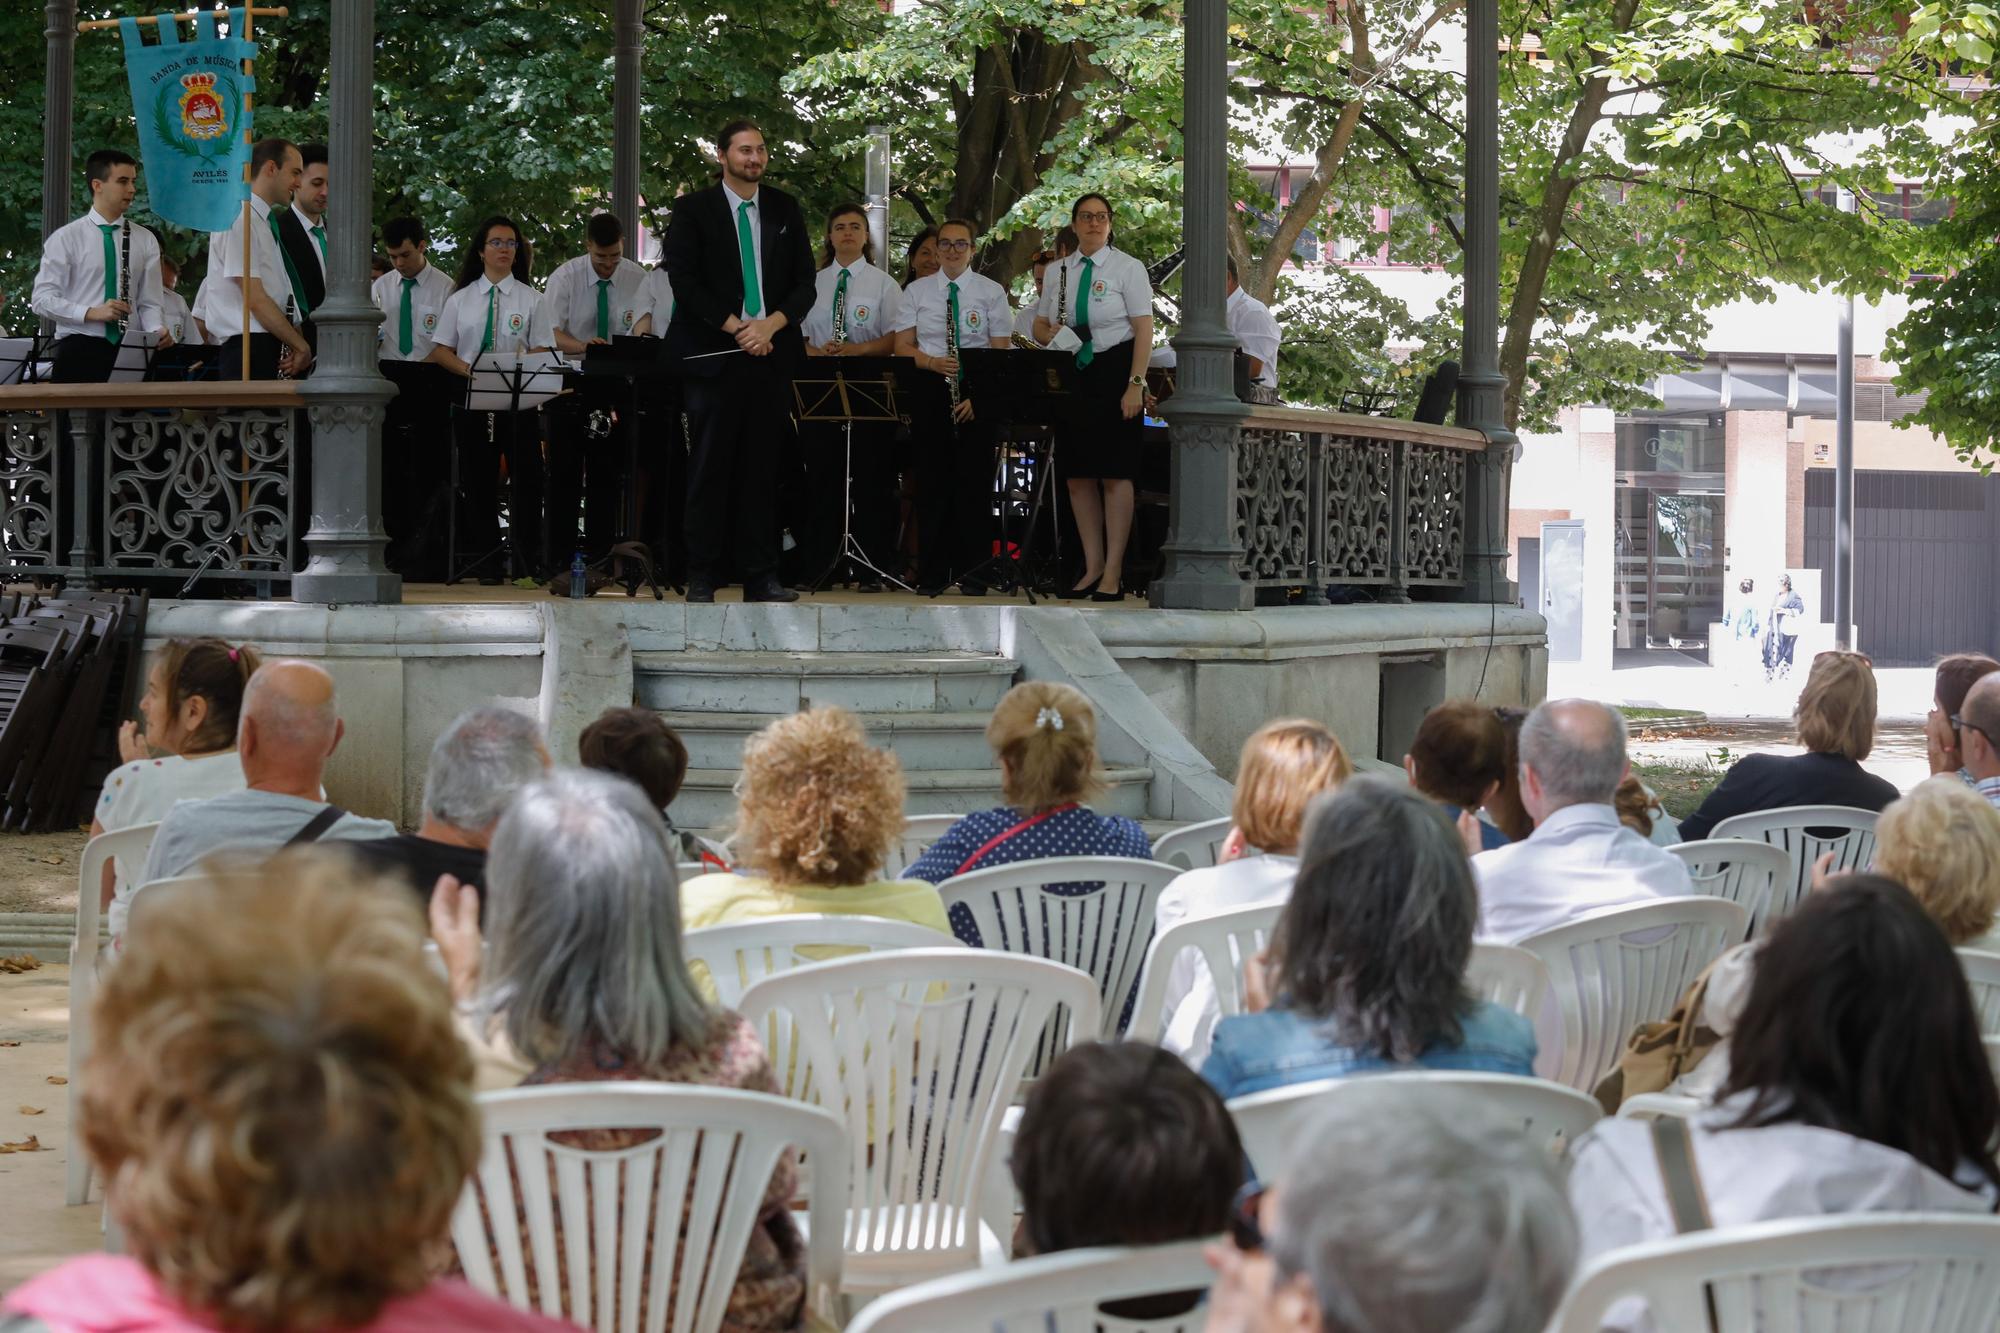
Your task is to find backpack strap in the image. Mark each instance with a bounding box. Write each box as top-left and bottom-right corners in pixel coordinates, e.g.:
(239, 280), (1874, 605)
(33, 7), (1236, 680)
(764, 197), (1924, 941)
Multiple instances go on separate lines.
(284, 804), (347, 847)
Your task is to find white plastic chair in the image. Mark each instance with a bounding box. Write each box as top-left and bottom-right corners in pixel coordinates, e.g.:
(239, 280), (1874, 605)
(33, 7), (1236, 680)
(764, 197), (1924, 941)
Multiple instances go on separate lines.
(1227, 1071), (1603, 1184)
(1466, 941), (1552, 1021)
(1517, 896), (1748, 1092)
(1958, 949), (2000, 1038)
(65, 821), (159, 1206)
(844, 1239), (1214, 1333)
(1666, 838), (1791, 940)
(939, 855), (1180, 1053)
(1550, 1214), (2000, 1333)
(1616, 1092), (1705, 1121)
(1151, 817), (1237, 871)
(681, 913), (960, 1009)
(451, 1083), (848, 1333)
(884, 813), (961, 878)
(737, 948), (1101, 1294)
(1708, 805), (1880, 937)
(1125, 901), (1281, 1044)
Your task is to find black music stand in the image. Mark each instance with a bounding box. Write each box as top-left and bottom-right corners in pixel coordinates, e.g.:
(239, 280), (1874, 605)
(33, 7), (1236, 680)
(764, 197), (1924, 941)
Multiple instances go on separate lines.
(792, 356), (909, 593)
(452, 352), (565, 585)
(958, 348), (1080, 603)
(0, 334), (60, 386)
(579, 335), (674, 599)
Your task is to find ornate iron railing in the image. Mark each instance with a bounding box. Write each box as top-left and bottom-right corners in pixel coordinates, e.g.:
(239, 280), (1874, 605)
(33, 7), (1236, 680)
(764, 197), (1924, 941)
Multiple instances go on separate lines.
(1235, 405), (1485, 598)
(0, 383), (302, 590)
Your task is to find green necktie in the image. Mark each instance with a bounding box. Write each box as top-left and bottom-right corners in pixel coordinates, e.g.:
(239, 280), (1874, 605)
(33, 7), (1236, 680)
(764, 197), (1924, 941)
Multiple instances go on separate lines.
(398, 277), (415, 356)
(1074, 256), (1095, 368)
(481, 285), (497, 355)
(97, 224), (122, 345)
(311, 224), (326, 260)
(270, 213), (309, 317)
(595, 278), (611, 341)
(736, 199), (761, 318)
(946, 279), (961, 386)
(831, 268), (850, 342)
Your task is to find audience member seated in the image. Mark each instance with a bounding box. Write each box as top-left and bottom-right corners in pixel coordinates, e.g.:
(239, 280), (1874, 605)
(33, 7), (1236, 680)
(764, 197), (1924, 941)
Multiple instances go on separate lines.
(1569, 875), (2000, 1326)
(90, 637), (260, 948)
(1926, 652), (2000, 780)
(906, 682), (1150, 945)
(1202, 776), (1536, 1101)
(1404, 699), (1510, 850)
(138, 661), (394, 886)
(1010, 1042), (1243, 1320)
(1676, 650), (1900, 840)
(0, 855), (573, 1333)
(578, 705), (713, 864)
(1486, 704), (1534, 842)
(1200, 1081), (1577, 1333)
(1957, 672), (2000, 813)
(350, 707), (548, 905)
(1471, 699), (1692, 942)
(679, 706), (950, 937)
(1613, 774), (1679, 845)
(426, 769), (809, 1329)
(1153, 719), (1350, 1064)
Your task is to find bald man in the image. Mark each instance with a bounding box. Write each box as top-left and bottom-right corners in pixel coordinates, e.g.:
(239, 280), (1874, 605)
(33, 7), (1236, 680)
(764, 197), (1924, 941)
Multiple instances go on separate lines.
(1960, 674), (2000, 812)
(139, 660), (396, 884)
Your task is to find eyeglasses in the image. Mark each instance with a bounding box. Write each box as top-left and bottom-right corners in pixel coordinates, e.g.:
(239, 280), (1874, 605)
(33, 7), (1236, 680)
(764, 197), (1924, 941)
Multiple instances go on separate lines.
(936, 238), (973, 252)
(1075, 210), (1112, 224)
(1227, 1183), (1266, 1252)
(485, 237), (520, 250)
(1952, 715), (1999, 750)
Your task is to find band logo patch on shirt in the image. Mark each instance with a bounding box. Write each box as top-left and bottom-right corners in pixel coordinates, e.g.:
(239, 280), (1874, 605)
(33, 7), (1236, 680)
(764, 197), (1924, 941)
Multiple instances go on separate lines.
(421, 311), (438, 334)
(853, 305), (869, 323)
(1092, 279), (1108, 296)
(965, 309), (982, 330)
(507, 312), (525, 335)
(621, 308), (635, 332)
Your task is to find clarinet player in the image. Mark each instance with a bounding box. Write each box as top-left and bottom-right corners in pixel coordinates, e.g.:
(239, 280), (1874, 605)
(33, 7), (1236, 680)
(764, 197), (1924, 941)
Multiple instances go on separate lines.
(31, 149), (171, 383)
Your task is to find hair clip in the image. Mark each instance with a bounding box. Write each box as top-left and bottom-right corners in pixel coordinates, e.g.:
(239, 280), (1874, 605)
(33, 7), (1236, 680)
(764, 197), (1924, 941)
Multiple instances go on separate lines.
(1034, 707), (1064, 732)
(227, 647), (238, 662)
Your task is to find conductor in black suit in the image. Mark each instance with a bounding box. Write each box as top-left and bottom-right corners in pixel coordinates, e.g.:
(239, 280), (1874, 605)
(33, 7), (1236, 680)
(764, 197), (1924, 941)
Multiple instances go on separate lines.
(274, 142), (329, 357)
(662, 119), (816, 604)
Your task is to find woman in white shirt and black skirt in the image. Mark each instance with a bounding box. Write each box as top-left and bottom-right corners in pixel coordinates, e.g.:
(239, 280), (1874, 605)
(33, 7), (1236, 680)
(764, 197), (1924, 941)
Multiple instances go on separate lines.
(1034, 194), (1152, 601)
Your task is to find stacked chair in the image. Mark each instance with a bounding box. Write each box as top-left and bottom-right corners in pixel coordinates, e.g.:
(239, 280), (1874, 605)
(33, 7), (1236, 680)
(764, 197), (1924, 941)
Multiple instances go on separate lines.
(0, 589), (149, 833)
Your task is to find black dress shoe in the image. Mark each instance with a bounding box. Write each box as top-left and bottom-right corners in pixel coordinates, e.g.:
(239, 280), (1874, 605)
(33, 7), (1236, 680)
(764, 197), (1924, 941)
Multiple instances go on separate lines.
(957, 579), (988, 597)
(685, 575), (716, 604)
(916, 581), (948, 597)
(854, 575), (884, 593)
(1090, 586), (1125, 602)
(1058, 578), (1099, 601)
(743, 575), (799, 604)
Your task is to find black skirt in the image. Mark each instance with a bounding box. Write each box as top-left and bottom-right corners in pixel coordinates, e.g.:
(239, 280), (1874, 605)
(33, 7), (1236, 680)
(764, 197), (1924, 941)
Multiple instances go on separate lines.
(1060, 347), (1142, 481)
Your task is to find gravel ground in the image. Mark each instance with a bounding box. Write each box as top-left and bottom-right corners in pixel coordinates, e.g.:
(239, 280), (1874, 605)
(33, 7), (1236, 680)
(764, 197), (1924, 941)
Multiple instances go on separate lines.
(0, 831), (92, 917)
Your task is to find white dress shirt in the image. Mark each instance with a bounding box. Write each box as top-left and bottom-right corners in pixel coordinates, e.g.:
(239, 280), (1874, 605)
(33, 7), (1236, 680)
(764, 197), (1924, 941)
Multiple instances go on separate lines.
(802, 258), (903, 347)
(31, 209), (167, 339)
(634, 267), (675, 334)
(435, 274), (542, 365)
(892, 269), (1011, 359)
(536, 254), (649, 348)
(1226, 285), (1281, 389)
(1151, 854), (1299, 1065)
(722, 184), (764, 321)
(291, 202), (328, 279)
(205, 194), (295, 339)
(1035, 244), (1151, 352)
(371, 261), (456, 362)
(156, 289), (193, 346)
(1472, 803), (1693, 943)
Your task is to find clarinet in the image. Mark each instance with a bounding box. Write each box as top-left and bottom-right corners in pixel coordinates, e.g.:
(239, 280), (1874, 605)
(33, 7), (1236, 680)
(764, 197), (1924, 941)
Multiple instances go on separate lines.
(277, 294), (297, 379)
(118, 218), (132, 338)
(945, 312), (962, 413)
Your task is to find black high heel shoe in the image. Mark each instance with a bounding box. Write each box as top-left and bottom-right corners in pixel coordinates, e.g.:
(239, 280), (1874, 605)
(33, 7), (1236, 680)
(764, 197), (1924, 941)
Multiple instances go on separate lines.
(1090, 585), (1125, 602)
(1059, 576), (1101, 601)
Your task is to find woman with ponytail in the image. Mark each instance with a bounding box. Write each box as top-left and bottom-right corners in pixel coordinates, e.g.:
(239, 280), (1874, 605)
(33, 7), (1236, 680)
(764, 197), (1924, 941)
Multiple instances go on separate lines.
(91, 638), (263, 946)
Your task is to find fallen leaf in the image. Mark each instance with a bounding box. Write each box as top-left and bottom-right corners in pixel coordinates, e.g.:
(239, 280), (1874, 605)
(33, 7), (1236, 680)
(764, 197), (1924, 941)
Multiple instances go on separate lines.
(46, 1076), (66, 1085)
(17, 1106), (40, 1116)
(0, 956), (41, 974)
(0, 1136), (45, 1153)
(0, 1041), (18, 1048)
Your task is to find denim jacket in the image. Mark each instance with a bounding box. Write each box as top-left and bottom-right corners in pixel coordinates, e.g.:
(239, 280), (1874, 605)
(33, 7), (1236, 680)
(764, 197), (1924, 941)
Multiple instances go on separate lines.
(1200, 999), (1537, 1102)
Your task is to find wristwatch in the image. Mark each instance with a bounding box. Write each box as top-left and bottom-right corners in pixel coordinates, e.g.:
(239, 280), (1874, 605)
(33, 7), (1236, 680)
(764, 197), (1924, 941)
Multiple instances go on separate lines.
(1128, 376), (1146, 387)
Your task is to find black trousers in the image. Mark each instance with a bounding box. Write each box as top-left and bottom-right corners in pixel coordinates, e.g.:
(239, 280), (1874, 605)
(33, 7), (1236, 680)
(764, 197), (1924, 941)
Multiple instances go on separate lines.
(50, 334), (118, 384)
(799, 418), (898, 583)
(544, 386), (624, 564)
(454, 407), (546, 577)
(380, 364), (455, 580)
(216, 333), (283, 381)
(914, 407), (996, 588)
(682, 353), (793, 583)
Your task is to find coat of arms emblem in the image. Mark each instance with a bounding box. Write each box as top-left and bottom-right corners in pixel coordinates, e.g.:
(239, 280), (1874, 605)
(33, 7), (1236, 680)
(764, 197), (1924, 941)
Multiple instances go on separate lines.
(178, 72), (227, 140)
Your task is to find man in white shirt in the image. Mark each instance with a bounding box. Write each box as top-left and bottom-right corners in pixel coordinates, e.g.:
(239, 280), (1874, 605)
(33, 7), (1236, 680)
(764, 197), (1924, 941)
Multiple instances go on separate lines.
(539, 213), (650, 565)
(1225, 255), (1281, 404)
(204, 137), (312, 380)
(30, 148), (170, 383)
(1472, 699), (1692, 942)
(372, 215), (457, 579)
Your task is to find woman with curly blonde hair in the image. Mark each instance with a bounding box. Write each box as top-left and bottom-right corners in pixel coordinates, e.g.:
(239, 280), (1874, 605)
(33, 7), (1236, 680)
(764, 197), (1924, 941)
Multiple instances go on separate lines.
(678, 706), (951, 936)
(1, 853), (571, 1333)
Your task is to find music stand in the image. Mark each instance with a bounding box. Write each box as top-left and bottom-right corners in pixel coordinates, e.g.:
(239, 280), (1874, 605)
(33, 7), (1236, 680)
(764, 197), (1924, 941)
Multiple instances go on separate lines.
(792, 356), (909, 593)
(578, 335), (676, 599)
(958, 348), (1080, 603)
(453, 351), (566, 585)
(107, 330), (162, 383)
(0, 335), (59, 386)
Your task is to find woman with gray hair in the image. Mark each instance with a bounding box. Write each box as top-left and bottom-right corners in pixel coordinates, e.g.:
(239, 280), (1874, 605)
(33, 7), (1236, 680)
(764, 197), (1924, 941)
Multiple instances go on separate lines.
(1201, 774), (1536, 1101)
(427, 768), (812, 1333)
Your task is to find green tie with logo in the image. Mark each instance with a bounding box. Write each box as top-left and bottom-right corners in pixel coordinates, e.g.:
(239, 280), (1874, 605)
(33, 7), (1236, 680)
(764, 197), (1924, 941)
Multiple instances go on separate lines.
(398, 277), (416, 356)
(97, 224), (122, 345)
(736, 200), (761, 318)
(270, 213), (309, 317)
(596, 278), (611, 341)
(481, 285), (497, 355)
(1073, 257), (1095, 368)
(831, 268), (850, 343)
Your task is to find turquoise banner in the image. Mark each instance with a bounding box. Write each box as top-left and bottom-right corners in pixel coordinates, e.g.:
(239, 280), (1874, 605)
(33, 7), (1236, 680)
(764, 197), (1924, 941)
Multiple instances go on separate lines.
(119, 9), (255, 232)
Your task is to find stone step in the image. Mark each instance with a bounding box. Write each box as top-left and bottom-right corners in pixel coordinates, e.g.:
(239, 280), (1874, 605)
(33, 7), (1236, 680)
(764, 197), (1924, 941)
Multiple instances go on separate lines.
(635, 652), (1017, 715)
(666, 764), (1154, 832)
(656, 710), (999, 772)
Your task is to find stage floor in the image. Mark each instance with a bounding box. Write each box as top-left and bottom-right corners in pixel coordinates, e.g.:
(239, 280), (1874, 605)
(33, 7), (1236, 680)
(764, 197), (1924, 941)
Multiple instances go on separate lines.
(396, 580), (1157, 610)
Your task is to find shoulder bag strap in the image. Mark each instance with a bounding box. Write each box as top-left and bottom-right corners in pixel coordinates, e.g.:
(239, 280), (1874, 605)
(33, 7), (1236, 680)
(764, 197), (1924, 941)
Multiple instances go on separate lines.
(1650, 1115), (1722, 1332)
(954, 803), (1080, 877)
(284, 804), (347, 847)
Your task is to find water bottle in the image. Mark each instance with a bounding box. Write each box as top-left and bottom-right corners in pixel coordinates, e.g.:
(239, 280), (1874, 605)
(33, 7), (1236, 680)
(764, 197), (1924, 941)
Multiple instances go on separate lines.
(568, 551), (587, 599)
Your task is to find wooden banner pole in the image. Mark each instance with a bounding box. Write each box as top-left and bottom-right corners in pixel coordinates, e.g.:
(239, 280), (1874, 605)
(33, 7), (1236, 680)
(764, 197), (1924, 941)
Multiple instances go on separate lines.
(239, 4), (254, 381)
(77, 6), (285, 31)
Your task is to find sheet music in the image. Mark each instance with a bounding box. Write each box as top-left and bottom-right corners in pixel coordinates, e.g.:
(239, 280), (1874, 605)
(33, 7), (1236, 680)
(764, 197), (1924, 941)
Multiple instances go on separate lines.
(466, 350), (569, 412)
(0, 338), (49, 387)
(107, 329), (162, 383)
